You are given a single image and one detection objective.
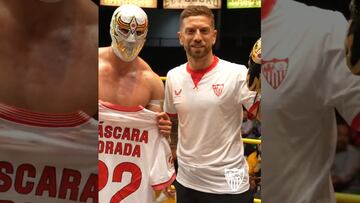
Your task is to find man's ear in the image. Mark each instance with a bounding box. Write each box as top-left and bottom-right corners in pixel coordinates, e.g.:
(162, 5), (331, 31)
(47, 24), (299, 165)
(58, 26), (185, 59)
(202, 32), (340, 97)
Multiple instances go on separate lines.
(178, 31), (183, 46)
(212, 29), (217, 45)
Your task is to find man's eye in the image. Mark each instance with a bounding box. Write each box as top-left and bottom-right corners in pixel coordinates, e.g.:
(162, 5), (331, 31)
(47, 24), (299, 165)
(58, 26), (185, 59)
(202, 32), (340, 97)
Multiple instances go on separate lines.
(186, 30), (195, 34)
(200, 29), (209, 34)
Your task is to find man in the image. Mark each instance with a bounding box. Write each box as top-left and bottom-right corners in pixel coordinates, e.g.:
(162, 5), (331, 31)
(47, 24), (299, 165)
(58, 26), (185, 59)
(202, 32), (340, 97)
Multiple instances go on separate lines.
(0, 0), (98, 202)
(98, 5), (171, 134)
(261, 0), (360, 202)
(164, 5), (256, 203)
(98, 4), (175, 203)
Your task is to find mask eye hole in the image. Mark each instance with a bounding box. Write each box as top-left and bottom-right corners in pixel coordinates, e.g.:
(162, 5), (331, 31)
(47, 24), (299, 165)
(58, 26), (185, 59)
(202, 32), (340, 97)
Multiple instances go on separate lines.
(136, 30), (145, 36)
(117, 27), (129, 35)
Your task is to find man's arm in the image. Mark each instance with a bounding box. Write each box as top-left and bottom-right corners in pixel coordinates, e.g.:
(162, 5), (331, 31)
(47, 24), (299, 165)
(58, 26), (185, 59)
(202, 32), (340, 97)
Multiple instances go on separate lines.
(147, 71), (172, 137)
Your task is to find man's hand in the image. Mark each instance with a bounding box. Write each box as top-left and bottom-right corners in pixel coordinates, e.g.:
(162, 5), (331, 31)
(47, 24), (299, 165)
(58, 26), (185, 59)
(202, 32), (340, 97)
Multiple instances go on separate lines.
(157, 112), (172, 137)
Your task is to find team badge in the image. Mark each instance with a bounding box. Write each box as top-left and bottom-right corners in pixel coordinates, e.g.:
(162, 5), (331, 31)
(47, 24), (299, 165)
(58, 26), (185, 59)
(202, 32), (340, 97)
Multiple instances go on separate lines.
(212, 84), (224, 96)
(262, 58), (288, 89)
(224, 168), (246, 191)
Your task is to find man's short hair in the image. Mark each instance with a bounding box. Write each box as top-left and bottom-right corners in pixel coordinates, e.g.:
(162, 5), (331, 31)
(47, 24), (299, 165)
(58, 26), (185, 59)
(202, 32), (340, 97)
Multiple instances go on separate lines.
(179, 5), (215, 28)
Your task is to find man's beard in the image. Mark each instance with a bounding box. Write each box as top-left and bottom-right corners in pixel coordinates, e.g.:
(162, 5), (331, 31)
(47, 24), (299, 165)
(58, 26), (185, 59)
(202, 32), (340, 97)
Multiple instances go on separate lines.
(185, 45), (211, 59)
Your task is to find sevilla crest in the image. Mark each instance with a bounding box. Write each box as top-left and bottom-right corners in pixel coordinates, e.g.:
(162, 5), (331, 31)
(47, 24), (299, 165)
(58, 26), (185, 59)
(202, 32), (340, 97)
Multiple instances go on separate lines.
(225, 168), (246, 191)
(212, 84), (224, 96)
(262, 58), (288, 89)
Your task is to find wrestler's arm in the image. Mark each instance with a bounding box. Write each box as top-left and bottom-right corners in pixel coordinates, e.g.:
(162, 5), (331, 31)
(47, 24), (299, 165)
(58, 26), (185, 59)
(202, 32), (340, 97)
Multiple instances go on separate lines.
(146, 71), (172, 137)
(146, 72), (164, 112)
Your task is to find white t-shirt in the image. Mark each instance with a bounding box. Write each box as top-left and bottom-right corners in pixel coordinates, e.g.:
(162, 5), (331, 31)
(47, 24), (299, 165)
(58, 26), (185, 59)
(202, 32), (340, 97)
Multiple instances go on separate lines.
(0, 102), (98, 203)
(164, 56), (256, 194)
(98, 101), (175, 203)
(262, 1), (360, 202)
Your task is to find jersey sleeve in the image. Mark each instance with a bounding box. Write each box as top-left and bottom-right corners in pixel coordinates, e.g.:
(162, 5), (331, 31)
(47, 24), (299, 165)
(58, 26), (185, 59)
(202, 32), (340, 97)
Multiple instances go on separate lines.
(163, 71), (177, 117)
(149, 137), (176, 191)
(323, 12), (360, 130)
(236, 65), (258, 110)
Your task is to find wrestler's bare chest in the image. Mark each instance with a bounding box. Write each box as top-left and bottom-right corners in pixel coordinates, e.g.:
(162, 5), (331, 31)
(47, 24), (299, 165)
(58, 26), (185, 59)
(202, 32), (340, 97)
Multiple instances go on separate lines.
(0, 23), (97, 114)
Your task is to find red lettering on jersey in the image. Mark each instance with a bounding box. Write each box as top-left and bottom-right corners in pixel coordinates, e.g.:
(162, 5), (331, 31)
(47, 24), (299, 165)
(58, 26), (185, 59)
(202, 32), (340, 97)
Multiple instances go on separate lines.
(132, 144), (141, 157)
(122, 128), (130, 140)
(0, 161), (13, 192)
(35, 166), (56, 197)
(113, 127), (122, 139)
(100, 141), (141, 157)
(99, 123), (149, 145)
(15, 164), (35, 195)
(79, 173), (98, 202)
(98, 140), (105, 153)
(114, 141), (122, 155)
(131, 128), (140, 141)
(0, 162), (96, 201)
(105, 141), (114, 154)
(104, 126), (113, 138)
(59, 169), (81, 201)
(139, 130), (148, 143)
(123, 143), (132, 156)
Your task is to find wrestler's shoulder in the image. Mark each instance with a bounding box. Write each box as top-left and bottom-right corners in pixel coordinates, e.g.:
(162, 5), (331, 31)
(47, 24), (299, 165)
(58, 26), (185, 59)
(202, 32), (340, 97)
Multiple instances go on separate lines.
(137, 58), (159, 75)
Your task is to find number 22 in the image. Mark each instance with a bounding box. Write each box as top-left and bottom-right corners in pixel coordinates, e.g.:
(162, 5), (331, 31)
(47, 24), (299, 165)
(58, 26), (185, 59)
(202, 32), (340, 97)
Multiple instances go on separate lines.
(99, 160), (142, 203)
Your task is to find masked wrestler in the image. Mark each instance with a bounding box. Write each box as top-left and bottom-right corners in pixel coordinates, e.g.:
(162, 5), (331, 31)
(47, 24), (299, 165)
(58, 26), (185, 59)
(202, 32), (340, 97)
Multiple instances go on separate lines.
(98, 4), (175, 203)
(99, 4), (171, 135)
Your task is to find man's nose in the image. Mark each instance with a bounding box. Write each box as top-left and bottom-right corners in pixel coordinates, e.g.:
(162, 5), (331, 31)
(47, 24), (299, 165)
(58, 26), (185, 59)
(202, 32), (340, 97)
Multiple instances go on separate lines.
(193, 30), (202, 41)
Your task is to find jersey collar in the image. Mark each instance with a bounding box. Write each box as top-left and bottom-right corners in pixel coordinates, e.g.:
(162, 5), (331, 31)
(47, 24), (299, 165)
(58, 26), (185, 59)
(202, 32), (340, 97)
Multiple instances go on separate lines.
(186, 55), (219, 88)
(0, 102), (90, 127)
(99, 100), (144, 112)
(262, 0), (277, 20)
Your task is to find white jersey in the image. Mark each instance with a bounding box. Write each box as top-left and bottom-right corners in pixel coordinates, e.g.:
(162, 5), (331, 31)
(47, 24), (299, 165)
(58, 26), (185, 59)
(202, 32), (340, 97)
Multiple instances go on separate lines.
(262, 1), (360, 203)
(0, 102), (98, 203)
(98, 101), (175, 203)
(164, 56), (256, 194)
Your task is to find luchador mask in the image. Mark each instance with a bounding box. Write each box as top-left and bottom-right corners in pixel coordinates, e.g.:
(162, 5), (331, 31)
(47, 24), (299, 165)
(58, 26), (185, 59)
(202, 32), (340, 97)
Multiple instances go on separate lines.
(110, 4), (148, 62)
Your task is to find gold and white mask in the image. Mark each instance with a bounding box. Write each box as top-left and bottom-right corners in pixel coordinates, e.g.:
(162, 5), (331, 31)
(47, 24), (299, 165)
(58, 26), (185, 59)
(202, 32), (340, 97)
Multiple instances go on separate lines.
(110, 4), (148, 62)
